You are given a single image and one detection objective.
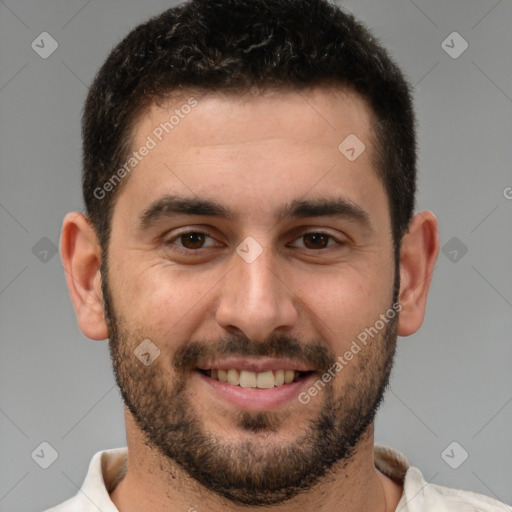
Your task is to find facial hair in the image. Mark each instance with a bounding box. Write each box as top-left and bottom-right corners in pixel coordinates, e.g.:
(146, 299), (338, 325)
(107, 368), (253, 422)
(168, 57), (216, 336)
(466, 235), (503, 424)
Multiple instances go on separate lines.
(101, 258), (399, 506)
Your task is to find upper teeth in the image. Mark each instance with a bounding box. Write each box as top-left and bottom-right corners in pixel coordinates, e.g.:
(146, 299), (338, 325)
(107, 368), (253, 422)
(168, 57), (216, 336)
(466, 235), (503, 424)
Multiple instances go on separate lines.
(208, 369), (298, 388)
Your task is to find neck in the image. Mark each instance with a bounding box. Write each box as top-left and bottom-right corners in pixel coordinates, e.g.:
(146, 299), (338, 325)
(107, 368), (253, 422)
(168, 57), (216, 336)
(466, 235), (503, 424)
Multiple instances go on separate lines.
(110, 411), (402, 512)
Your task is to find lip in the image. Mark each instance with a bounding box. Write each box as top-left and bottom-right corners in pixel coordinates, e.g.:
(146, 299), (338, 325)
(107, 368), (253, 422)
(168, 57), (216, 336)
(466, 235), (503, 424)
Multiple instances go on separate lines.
(195, 370), (315, 411)
(196, 356), (313, 373)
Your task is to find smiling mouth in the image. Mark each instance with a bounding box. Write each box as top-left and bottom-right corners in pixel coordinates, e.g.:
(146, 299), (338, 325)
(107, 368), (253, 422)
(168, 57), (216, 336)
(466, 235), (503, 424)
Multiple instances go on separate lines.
(197, 369), (313, 389)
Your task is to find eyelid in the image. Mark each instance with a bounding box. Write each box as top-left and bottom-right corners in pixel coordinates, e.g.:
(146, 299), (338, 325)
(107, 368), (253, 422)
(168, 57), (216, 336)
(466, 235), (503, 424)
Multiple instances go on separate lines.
(163, 227), (221, 249)
(163, 227), (347, 252)
(287, 230), (346, 249)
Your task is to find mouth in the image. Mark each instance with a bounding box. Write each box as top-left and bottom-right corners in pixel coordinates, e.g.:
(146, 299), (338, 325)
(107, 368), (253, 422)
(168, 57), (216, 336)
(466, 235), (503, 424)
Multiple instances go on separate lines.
(194, 358), (317, 411)
(197, 368), (313, 388)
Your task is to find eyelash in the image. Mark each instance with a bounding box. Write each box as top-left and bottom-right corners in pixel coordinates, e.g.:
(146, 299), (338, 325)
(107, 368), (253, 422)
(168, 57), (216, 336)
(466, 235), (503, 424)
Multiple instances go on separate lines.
(163, 229), (346, 253)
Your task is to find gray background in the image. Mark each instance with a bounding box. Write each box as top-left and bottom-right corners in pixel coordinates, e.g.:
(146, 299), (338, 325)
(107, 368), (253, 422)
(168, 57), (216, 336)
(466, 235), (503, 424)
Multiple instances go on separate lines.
(1, 0), (511, 510)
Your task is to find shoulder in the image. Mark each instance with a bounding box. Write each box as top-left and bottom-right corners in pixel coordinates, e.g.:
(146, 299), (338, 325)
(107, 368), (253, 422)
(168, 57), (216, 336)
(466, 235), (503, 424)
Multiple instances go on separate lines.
(42, 447), (128, 512)
(374, 445), (511, 512)
(43, 496), (80, 512)
(403, 466), (511, 512)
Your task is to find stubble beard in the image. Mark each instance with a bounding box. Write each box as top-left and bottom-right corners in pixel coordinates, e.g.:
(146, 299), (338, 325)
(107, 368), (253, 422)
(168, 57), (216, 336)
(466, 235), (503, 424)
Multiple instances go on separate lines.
(101, 258), (399, 506)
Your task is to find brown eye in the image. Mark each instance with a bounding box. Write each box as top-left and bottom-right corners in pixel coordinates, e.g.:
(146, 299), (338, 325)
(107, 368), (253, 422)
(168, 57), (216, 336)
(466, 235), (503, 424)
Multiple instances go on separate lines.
(165, 230), (220, 251)
(301, 233), (332, 249)
(180, 232), (207, 249)
(290, 232), (340, 250)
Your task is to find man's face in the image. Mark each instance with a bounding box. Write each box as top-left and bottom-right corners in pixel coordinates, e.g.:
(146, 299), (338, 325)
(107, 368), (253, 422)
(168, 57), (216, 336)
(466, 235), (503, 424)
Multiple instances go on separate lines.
(102, 87), (399, 505)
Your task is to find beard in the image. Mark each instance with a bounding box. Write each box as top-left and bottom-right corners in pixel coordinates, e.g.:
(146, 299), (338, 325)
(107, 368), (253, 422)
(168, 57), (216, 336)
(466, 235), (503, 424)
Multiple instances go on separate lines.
(101, 258), (399, 506)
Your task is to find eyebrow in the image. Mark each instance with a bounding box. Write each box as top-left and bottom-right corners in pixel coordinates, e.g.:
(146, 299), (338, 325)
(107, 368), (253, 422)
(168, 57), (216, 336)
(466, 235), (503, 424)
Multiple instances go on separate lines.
(137, 194), (372, 232)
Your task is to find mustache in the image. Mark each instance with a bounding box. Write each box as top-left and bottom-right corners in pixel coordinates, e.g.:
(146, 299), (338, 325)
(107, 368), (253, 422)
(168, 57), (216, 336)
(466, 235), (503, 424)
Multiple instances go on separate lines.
(172, 333), (336, 373)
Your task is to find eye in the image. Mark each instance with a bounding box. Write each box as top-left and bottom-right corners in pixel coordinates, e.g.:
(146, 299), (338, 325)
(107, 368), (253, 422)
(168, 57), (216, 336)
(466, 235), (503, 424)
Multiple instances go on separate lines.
(289, 232), (342, 250)
(164, 230), (221, 251)
(163, 229), (346, 254)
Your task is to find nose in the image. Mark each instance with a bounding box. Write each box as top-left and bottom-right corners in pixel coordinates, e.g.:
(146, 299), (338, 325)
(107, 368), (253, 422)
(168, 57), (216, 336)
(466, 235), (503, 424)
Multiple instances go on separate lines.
(215, 244), (298, 341)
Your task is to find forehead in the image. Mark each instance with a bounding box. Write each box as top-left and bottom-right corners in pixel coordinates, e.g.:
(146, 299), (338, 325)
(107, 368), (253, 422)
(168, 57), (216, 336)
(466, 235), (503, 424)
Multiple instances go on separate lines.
(114, 86), (386, 228)
(136, 87), (374, 154)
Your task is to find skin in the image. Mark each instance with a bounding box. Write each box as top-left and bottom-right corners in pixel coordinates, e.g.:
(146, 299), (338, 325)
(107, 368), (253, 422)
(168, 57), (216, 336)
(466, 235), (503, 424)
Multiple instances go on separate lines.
(60, 86), (439, 512)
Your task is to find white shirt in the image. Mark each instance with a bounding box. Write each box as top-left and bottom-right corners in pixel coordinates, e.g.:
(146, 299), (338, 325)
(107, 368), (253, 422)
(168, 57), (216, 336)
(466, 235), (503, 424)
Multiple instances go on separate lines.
(44, 445), (511, 511)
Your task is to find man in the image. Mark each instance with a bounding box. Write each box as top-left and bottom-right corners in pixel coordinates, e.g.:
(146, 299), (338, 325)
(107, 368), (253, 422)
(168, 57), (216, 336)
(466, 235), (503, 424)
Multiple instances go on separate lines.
(48, 0), (509, 510)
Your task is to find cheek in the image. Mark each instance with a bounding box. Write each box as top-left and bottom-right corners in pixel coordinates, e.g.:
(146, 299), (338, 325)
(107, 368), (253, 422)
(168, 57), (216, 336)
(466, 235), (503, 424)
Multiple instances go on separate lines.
(295, 266), (392, 345)
(123, 262), (214, 337)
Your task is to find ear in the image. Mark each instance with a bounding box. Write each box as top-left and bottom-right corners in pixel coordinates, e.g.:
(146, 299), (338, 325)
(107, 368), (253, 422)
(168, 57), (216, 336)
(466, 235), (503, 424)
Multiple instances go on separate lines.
(397, 210), (439, 336)
(60, 212), (108, 341)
